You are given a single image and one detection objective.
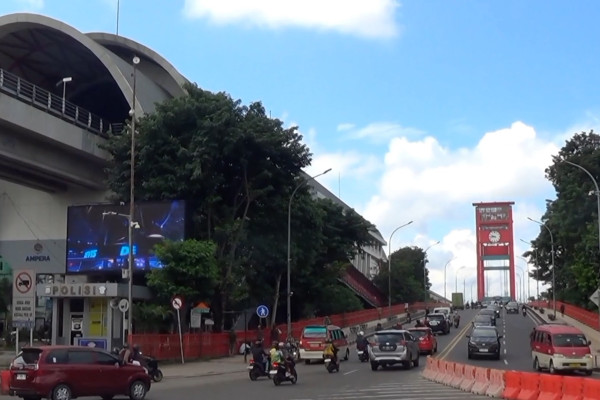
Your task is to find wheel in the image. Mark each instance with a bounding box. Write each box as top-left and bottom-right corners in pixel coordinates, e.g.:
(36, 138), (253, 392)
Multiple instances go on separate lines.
(290, 371), (298, 384)
(51, 384), (72, 400)
(549, 360), (556, 374)
(370, 362), (378, 371)
(249, 369), (259, 381)
(533, 357), (541, 371)
(467, 352), (472, 360)
(152, 369), (163, 382)
(495, 352), (500, 360)
(585, 370), (593, 376)
(101, 397), (114, 400)
(129, 380), (147, 400)
(304, 359), (311, 365)
(273, 376), (281, 386)
(405, 360), (412, 370)
(344, 349), (349, 361)
(434, 345), (438, 353)
(413, 355), (420, 367)
(24, 397), (42, 400)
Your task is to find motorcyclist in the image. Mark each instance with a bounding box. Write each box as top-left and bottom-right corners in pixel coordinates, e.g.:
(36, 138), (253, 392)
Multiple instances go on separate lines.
(278, 342), (294, 377)
(415, 319), (425, 328)
(356, 331), (368, 351)
(323, 338), (339, 367)
(119, 343), (133, 364)
(251, 340), (269, 373)
(131, 344), (144, 367)
(269, 341), (281, 365)
(375, 323), (383, 332)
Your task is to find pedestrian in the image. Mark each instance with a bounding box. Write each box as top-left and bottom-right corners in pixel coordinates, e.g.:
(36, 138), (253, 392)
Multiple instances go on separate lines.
(228, 329), (237, 356)
(560, 304), (565, 316)
(270, 325), (281, 343)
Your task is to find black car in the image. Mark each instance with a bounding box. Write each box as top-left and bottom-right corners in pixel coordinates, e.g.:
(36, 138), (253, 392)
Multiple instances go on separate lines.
(487, 305), (501, 318)
(478, 309), (497, 326)
(467, 327), (503, 360)
(505, 301), (519, 314)
(471, 314), (494, 328)
(426, 313), (450, 335)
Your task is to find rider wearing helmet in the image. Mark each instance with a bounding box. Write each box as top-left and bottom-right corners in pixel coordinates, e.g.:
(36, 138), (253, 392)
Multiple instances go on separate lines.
(323, 338), (339, 366)
(356, 331), (368, 351)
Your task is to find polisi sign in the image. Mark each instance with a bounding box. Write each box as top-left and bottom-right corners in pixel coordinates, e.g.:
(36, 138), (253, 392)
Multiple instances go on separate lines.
(46, 283), (108, 297)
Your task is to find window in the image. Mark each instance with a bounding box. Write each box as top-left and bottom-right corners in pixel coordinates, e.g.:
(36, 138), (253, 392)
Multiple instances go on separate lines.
(12, 349), (42, 366)
(302, 327), (327, 338)
(96, 352), (118, 365)
(68, 350), (95, 364)
(46, 349), (68, 364)
(552, 333), (588, 347)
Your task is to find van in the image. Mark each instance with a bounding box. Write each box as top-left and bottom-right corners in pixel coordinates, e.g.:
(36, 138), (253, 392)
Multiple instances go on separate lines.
(433, 307), (453, 327)
(530, 324), (593, 375)
(298, 325), (349, 364)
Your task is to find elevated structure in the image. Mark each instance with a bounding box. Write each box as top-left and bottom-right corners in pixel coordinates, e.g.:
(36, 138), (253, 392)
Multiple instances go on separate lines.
(473, 202), (516, 301)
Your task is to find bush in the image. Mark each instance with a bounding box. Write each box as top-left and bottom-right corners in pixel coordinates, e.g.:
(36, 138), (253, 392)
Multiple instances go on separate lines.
(548, 313), (556, 321)
(539, 308), (545, 314)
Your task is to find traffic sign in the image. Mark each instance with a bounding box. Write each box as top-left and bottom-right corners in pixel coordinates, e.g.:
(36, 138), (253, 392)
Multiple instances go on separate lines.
(15, 271), (33, 295)
(256, 305), (269, 318)
(172, 296), (183, 310)
(118, 299), (130, 313)
(590, 289), (600, 307)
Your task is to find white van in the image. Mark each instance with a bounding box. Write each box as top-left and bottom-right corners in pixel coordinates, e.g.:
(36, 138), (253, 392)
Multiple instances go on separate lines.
(432, 307), (453, 328)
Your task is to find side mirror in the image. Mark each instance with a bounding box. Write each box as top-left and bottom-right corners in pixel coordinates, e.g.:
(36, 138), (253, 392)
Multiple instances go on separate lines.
(498, 335), (503, 339)
(466, 335), (470, 339)
(588, 340), (592, 346)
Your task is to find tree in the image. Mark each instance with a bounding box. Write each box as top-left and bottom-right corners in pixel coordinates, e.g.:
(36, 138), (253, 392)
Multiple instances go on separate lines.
(374, 246), (429, 303)
(102, 83), (311, 330)
(529, 131), (600, 307)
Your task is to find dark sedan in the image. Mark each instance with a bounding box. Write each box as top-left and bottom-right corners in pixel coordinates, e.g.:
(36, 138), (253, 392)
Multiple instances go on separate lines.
(471, 314), (494, 328)
(478, 309), (497, 326)
(505, 301), (519, 314)
(425, 313), (450, 335)
(467, 327), (503, 360)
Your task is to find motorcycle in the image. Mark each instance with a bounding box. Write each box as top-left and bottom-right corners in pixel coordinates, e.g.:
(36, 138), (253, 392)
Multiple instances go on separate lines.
(142, 354), (163, 382)
(324, 355), (340, 373)
(269, 359), (297, 386)
(248, 357), (271, 381)
(357, 348), (368, 362)
(453, 315), (460, 328)
(523, 308), (527, 317)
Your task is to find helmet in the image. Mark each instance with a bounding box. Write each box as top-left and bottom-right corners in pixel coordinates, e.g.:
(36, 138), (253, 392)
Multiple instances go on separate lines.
(358, 331), (364, 336)
(278, 342), (284, 348)
(133, 344), (140, 351)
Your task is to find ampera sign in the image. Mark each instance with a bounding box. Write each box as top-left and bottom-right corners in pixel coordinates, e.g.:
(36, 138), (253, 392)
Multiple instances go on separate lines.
(47, 284), (108, 297)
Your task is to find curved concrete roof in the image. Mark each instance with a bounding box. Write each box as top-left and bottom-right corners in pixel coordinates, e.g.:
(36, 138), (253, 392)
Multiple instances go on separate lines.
(0, 13), (187, 118)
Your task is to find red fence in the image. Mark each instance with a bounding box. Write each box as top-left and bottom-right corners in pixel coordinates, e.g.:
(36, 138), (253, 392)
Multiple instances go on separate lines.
(530, 300), (599, 330)
(131, 300), (446, 361)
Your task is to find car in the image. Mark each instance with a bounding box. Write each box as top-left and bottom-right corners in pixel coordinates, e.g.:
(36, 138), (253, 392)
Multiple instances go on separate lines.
(432, 307), (453, 327)
(531, 324), (593, 375)
(407, 327), (438, 355)
(9, 345), (151, 400)
(505, 301), (519, 314)
(467, 327), (503, 360)
(425, 313), (450, 334)
(367, 329), (420, 371)
(487, 305), (501, 318)
(471, 314), (494, 328)
(478, 309), (497, 326)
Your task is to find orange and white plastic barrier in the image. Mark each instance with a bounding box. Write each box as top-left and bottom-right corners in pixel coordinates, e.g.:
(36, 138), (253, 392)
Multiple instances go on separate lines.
(582, 378), (600, 400)
(470, 366), (490, 395)
(503, 370), (522, 399)
(0, 370), (10, 395)
(562, 376), (584, 400)
(537, 374), (563, 400)
(459, 364), (476, 392)
(485, 367), (505, 397)
(518, 371), (540, 400)
(442, 361), (456, 386)
(449, 362), (464, 388)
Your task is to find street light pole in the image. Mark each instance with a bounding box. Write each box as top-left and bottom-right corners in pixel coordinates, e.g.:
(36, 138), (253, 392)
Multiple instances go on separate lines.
(455, 266), (466, 294)
(517, 255), (530, 302)
(127, 56), (140, 341)
(528, 217), (556, 318)
(287, 168), (332, 339)
(55, 77), (72, 114)
(564, 160), (600, 329)
(387, 221), (414, 309)
(443, 258), (455, 301)
(423, 241), (440, 303)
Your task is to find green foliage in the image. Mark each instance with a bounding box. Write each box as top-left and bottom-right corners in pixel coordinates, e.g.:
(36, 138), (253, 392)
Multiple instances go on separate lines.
(147, 239), (219, 304)
(529, 131), (600, 308)
(374, 246), (428, 303)
(313, 284), (364, 316)
(132, 302), (173, 333)
(0, 276), (10, 313)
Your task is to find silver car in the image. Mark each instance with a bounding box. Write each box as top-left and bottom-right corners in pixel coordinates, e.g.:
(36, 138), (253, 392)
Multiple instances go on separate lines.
(367, 329), (420, 371)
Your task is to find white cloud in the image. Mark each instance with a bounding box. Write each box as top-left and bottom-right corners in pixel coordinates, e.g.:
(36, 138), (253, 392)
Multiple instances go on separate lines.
(337, 123), (355, 132)
(346, 122), (425, 144)
(182, 0), (401, 39)
(14, 0), (43, 9)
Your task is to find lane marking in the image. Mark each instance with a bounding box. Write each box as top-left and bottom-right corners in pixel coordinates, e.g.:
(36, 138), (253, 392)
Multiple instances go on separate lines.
(343, 369), (358, 376)
(437, 320), (473, 360)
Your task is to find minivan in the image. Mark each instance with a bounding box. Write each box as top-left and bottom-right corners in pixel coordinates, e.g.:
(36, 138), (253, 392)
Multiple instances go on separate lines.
(299, 325), (349, 363)
(9, 345), (151, 400)
(531, 324), (593, 375)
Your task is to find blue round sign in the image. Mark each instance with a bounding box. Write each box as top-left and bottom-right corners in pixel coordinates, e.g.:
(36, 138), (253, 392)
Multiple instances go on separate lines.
(256, 305), (269, 318)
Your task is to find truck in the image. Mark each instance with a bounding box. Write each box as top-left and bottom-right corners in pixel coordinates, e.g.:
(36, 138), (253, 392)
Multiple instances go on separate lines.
(452, 292), (464, 310)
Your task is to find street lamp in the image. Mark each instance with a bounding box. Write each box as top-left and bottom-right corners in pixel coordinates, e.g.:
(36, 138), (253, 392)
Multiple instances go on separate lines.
(127, 55), (140, 340)
(387, 221), (414, 308)
(516, 272), (522, 302)
(563, 160), (600, 329)
(455, 266), (466, 293)
(528, 217), (556, 318)
(423, 241), (441, 303)
(520, 238), (540, 301)
(56, 76), (72, 114)
(443, 258), (455, 301)
(287, 168), (332, 338)
(516, 266), (526, 303)
(517, 255), (530, 302)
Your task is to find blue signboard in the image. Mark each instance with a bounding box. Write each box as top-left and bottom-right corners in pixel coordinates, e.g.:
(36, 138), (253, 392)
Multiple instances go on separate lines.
(77, 338), (108, 350)
(256, 305), (269, 318)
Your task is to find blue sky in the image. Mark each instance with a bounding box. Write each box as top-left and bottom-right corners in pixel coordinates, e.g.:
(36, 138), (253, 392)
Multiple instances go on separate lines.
(4, 0), (600, 300)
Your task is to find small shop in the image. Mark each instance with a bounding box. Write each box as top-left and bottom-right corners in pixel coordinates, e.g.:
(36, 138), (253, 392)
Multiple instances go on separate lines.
(36, 281), (152, 351)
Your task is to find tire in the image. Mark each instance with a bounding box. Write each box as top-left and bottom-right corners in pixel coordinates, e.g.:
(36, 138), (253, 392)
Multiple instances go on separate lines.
(413, 355), (420, 367)
(290, 371), (298, 384)
(405, 360), (412, 370)
(249, 369), (259, 381)
(304, 359), (311, 365)
(549, 360), (556, 375)
(152, 369), (163, 382)
(467, 352), (472, 360)
(273, 376), (281, 386)
(533, 357), (541, 372)
(585, 370), (593, 376)
(344, 349), (349, 361)
(101, 397), (114, 400)
(370, 362), (378, 371)
(51, 384), (72, 400)
(129, 380), (147, 400)
(24, 397), (42, 400)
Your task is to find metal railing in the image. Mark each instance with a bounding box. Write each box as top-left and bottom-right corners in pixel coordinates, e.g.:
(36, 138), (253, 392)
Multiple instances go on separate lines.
(0, 68), (124, 137)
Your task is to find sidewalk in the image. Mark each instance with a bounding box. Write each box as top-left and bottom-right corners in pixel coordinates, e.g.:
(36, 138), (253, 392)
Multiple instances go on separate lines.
(160, 354), (249, 378)
(535, 307), (600, 368)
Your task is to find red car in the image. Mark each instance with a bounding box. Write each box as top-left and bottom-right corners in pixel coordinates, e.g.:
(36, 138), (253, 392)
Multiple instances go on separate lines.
(9, 345), (151, 400)
(408, 327), (438, 355)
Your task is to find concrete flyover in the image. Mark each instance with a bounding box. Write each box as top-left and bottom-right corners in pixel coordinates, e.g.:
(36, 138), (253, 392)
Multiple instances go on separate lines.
(0, 13), (188, 192)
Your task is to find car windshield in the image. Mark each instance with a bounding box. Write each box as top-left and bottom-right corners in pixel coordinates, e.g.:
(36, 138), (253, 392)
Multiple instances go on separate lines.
(427, 314), (444, 320)
(303, 327), (327, 338)
(507, 302), (518, 308)
(12, 348), (42, 366)
(552, 333), (588, 347)
(480, 309), (494, 315)
(372, 333), (402, 344)
(472, 329), (497, 338)
(474, 315), (491, 322)
(408, 330), (427, 338)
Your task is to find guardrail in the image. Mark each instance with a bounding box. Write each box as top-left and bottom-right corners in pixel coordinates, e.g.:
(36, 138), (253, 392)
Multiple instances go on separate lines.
(0, 68), (123, 137)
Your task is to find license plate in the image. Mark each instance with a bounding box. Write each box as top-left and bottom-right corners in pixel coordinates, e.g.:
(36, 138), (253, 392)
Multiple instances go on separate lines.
(16, 374), (26, 380)
(247, 366), (254, 370)
(269, 370), (277, 375)
(357, 350), (363, 355)
(324, 359), (331, 362)
(479, 348), (488, 352)
(569, 363), (581, 367)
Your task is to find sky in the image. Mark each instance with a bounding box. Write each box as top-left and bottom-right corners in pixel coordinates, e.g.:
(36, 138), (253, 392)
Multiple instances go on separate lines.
(3, 0), (600, 302)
